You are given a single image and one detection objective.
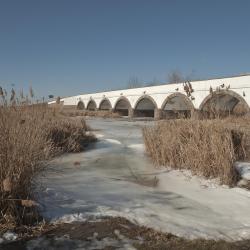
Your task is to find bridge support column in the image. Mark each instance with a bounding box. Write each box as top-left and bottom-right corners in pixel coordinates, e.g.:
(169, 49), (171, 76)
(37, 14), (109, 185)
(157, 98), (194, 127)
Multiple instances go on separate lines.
(154, 108), (162, 120)
(128, 107), (134, 118)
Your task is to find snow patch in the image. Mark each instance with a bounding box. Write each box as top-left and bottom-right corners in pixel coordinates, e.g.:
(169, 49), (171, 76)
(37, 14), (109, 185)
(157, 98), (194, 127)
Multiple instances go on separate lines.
(95, 133), (104, 138)
(2, 231), (18, 241)
(127, 144), (144, 152)
(54, 213), (87, 224)
(235, 162), (250, 180)
(104, 138), (122, 145)
(85, 131), (92, 136)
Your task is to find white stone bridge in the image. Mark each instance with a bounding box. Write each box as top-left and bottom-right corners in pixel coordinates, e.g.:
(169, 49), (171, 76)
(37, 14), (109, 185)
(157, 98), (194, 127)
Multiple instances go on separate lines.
(49, 74), (250, 119)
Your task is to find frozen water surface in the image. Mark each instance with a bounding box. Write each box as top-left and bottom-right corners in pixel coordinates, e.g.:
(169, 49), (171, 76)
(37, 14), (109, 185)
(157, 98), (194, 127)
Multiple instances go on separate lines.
(35, 118), (250, 241)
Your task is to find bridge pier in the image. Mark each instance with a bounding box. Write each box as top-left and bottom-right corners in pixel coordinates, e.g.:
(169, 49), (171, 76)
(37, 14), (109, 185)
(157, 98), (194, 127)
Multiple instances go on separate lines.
(128, 107), (134, 118)
(154, 108), (162, 120)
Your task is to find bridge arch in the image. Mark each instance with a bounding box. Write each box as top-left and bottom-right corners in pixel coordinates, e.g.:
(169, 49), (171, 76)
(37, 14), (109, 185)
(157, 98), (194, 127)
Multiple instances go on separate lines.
(86, 99), (97, 111)
(99, 98), (112, 111)
(161, 93), (194, 119)
(134, 95), (157, 118)
(77, 100), (85, 110)
(199, 90), (249, 117)
(114, 96), (131, 116)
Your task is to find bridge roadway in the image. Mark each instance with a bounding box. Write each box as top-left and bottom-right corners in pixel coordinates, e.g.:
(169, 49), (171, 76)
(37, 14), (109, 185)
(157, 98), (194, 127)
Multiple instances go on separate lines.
(49, 74), (250, 119)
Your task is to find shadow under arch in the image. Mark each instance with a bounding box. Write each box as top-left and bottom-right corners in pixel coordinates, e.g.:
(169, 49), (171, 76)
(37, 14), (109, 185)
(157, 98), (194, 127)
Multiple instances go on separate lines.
(99, 98), (112, 111)
(77, 100), (85, 110)
(199, 89), (249, 118)
(114, 96), (131, 116)
(86, 99), (97, 111)
(134, 95), (157, 118)
(161, 92), (194, 119)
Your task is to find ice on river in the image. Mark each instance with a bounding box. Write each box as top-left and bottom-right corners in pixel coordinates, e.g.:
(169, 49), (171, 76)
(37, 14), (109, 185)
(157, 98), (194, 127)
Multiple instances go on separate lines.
(36, 118), (250, 241)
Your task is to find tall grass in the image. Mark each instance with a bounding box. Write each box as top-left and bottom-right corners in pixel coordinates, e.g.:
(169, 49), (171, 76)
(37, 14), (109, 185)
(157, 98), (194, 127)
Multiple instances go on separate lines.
(59, 109), (121, 118)
(0, 104), (95, 232)
(143, 118), (250, 186)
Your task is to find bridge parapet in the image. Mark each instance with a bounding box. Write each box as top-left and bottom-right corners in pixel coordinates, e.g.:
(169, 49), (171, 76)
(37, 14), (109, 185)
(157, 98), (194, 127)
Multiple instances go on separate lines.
(49, 74), (250, 119)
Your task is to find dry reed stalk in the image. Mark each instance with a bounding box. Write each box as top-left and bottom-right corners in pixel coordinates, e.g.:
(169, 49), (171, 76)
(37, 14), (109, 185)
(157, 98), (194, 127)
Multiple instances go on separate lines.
(143, 119), (250, 186)
(58, 108), (121, 118)
(0, 104), (95, 231)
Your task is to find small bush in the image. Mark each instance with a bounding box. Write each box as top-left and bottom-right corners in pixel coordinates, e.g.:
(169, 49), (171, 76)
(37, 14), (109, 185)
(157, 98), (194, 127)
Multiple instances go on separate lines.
(143, 119), (250, 186)
(47, 118), (96, 153)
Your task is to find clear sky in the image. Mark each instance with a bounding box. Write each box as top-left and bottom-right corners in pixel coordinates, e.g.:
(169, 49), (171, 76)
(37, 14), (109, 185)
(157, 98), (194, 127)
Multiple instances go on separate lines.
(0, 0), (249, 99)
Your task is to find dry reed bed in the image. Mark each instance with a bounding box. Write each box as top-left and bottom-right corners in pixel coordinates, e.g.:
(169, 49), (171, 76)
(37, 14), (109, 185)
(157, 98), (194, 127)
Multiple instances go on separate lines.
(58, 109), (121, 118)
(0, 105), (95, 232)
(143, 118), (250, 186)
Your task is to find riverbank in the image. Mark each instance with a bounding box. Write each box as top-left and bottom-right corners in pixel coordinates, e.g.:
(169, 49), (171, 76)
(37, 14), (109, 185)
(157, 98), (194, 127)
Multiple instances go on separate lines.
(0, 105), (96, 235)
(2, 217), (250, 250)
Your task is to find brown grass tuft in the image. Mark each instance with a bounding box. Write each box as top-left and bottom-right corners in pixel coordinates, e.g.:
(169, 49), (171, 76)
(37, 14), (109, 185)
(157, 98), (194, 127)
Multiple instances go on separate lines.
(143, 118), (250, 186)
(46, 117), (96, 153)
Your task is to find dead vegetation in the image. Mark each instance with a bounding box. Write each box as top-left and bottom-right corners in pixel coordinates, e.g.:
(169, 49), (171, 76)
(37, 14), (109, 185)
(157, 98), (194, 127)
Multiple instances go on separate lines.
(46, 116), (95, 153)
(143, 117), (250, 186)
(58, 108), (121, 118)
(60, 110), (121, 118)
(2, 217), (250, 250)
(0, 103), (95, 233)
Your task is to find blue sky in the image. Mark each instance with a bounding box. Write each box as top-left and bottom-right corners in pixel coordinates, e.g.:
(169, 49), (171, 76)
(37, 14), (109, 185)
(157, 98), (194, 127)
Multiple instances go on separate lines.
(0, 0), (249, 99)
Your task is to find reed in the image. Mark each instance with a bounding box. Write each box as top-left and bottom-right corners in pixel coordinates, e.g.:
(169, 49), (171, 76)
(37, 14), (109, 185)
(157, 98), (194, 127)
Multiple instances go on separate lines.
(143, 118), (250, 186)
(0, 104), (95, 232)
(59, 109), (121, 118)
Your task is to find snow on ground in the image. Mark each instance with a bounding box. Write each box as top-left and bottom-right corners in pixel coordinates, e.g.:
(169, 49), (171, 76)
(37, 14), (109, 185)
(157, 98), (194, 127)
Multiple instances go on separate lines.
(0, 232), (18, 243)
(104, 138), (122, 144)
(235, 162), (250, 180)
(35, 118), (250, 241)
(127, 144), (145, 152)
(26, 233), (138, 250)
(95, 133), (105, 139)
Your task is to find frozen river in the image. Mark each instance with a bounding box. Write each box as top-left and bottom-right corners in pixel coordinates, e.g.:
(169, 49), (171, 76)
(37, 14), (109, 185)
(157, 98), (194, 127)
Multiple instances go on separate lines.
(36, 118), (250, 241)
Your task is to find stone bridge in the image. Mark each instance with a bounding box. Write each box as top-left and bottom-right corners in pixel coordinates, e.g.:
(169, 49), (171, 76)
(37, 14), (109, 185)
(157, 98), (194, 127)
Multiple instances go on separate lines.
(49, 74), (250, 119)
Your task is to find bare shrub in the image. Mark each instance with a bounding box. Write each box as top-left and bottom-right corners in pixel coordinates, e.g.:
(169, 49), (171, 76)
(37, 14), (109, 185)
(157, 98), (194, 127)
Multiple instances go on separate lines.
(143, 119), (250, 186)
(127, 76), (142, 89)
(0, 104), (95, 231)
